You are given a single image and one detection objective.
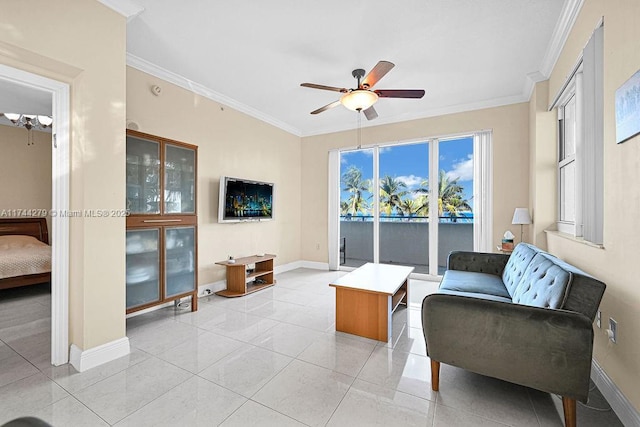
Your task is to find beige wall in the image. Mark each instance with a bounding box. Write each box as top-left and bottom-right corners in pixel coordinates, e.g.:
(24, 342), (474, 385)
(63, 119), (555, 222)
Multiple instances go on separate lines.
(528, 81), (556, 248)
(0, 1), (127, 350)
(126, 68), (302, 284)
(531, 0), (640, 411)
(0, 126), (52, 224)
(300, 103), (530, 262)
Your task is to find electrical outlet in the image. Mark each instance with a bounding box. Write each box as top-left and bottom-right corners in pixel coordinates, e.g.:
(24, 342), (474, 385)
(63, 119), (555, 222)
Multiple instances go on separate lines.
(596, 310), (601, 328)
(609, 317), (617, 343)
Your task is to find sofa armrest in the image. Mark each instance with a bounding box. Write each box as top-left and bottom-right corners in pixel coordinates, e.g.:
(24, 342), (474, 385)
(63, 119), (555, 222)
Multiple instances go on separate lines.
(422, 293), (594, 402)
(447, 251), (510, 276)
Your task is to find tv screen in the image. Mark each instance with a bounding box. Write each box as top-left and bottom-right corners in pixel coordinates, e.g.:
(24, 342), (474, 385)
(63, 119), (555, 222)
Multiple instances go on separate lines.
(218, 176), (274, 222)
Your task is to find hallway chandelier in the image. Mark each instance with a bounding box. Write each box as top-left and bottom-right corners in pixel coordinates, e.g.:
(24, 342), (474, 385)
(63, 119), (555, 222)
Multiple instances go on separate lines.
(1, 113), (53, 146)
(1, 113), (53, 130)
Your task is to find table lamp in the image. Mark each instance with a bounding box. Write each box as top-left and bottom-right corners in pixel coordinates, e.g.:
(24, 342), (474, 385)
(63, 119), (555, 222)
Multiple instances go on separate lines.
(512, 208), (532, 243)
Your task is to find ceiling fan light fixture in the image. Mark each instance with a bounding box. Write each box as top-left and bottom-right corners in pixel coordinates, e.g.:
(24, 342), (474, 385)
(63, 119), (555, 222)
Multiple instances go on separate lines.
(340, 90), (378, 111)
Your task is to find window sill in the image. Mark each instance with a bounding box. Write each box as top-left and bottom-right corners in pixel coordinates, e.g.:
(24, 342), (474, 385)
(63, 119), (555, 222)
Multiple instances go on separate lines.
(544, 229), (605, 250)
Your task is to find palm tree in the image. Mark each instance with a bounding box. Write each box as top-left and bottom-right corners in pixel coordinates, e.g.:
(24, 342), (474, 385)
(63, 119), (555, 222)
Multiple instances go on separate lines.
(379, 175), (408, 216)
(443, 196), (472, 222)
(399, 198), (420, 219)
(341, 166), (371, 216)
(414, 170), (471, 219)
(340, 200), (350, 216)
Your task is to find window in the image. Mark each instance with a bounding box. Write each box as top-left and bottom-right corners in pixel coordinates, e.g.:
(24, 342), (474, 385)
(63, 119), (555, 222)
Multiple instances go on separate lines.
(554, 25), (603, 244)
(328, 131), (492, 275)
(558, 92), (577, 226)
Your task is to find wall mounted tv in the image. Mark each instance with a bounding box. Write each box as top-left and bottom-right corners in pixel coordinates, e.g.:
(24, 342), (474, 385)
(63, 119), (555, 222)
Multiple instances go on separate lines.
(218, 176), (274, 223)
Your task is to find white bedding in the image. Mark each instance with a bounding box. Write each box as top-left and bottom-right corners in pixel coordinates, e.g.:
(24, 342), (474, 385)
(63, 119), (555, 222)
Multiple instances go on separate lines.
(0, 235), (51, 279)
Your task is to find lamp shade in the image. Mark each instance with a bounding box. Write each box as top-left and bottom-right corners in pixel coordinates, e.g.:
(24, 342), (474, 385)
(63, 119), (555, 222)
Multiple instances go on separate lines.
(512, 208), (532, 225)
(340, 90), (379, 111)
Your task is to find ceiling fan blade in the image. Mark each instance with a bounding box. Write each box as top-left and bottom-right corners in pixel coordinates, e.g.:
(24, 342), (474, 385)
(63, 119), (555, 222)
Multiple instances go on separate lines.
(361, 61), (395, 89)
(363, 106), (378, 121)
(301, 83), (348, 93)
(310, 100), (342, 115)
(375, 89), (425, 99)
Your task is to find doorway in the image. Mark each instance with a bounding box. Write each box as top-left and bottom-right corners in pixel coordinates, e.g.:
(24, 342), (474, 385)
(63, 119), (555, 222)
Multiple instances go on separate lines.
(0, 64), (70, 365)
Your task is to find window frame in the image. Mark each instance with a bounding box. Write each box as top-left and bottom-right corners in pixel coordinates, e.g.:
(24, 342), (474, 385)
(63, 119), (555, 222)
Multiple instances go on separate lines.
(552, 23), (604, 245)
(556, 75), (580, 236)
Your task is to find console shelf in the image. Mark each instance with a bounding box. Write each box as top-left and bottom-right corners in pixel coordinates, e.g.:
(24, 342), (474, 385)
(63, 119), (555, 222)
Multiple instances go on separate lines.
(215, 254), (276, 297)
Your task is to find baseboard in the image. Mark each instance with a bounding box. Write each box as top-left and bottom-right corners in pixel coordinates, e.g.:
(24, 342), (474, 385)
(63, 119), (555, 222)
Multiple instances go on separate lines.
(274, 260), (329, 272)
(591, 358), (640, 426)
(197, 260), (329, 297)
(274, 260), (304, 274)
(70, 337), (130, 372)
(299, 260), (330, 270)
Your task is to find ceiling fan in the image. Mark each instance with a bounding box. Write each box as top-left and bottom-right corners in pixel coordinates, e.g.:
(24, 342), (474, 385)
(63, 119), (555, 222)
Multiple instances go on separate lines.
(301, 60), (425, 120)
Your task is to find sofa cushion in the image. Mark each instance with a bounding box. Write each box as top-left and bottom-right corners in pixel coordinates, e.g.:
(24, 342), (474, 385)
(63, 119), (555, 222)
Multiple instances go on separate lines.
(437, 288), (512, 303)
(502, 243), (538, 296)
(511, 254), (571, 309)
(440, 270), (512, 299)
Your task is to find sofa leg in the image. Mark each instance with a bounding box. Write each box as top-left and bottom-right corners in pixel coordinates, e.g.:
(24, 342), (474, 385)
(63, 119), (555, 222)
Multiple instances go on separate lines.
(562, 396), (576, 427)
(430, 360), (440, 391)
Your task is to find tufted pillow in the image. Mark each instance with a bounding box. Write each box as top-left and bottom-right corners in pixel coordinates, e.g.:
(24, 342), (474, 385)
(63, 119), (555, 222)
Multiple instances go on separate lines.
(501, 243), (538, 296)
(511, 254), (571, 309)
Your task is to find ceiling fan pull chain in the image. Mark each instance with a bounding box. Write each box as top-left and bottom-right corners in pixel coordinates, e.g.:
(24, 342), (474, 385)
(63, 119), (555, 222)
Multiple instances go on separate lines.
(357, 112), (362, 149)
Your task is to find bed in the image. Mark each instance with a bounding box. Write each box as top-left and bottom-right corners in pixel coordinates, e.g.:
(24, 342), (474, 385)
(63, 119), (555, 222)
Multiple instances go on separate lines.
(0, 218), (51, 290)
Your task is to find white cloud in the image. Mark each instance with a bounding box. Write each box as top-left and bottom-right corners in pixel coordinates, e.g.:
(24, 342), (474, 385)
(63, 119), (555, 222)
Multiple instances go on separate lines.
(395, 174), (426, 189)
(446, 154), (473, 181)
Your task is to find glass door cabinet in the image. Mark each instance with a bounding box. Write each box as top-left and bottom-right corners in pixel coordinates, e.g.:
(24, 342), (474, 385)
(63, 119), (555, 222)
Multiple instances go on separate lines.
(126, 130), (198, 313)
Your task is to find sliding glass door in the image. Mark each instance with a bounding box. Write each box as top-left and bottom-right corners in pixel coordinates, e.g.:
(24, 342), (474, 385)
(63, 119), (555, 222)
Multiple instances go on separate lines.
(339, 149), (374, 268)
(334, 133), (483, 276)
(379, 142), (430, 273)
(437, 137), (474, 274)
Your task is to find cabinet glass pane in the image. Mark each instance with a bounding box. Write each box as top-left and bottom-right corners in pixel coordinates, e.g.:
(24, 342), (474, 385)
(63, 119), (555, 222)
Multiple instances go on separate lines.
(165, 226), (196, 297)
(126, 229), (160, 309)
(164, 144), (196, 214)
(127, 136), (160, 214)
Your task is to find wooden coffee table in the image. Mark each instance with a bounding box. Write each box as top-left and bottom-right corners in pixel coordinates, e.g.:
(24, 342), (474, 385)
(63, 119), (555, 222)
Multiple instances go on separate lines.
(329, 263), (414, 341)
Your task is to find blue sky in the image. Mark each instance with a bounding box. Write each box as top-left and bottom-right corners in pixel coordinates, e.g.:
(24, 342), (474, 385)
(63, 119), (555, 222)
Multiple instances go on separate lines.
(340, 136), (474, 213)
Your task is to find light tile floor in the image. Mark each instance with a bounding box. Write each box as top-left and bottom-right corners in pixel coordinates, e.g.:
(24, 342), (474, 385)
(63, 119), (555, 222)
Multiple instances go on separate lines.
(0, 269), (624, 426)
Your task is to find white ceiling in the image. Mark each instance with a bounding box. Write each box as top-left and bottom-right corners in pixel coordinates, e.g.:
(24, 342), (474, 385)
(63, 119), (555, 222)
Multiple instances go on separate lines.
(0, 78), (51, 115)
(2, 1), (574, 137)
(120, 0), (570, 136)
(0, 78), (52, 129)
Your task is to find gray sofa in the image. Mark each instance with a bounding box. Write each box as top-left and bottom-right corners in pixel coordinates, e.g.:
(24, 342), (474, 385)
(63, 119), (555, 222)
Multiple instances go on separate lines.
(422, 243), (606, 427)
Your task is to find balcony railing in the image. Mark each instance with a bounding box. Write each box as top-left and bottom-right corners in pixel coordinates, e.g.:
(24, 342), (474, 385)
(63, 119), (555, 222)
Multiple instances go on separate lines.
(340, 214), (474, 223)
(339, 216), (474, 274)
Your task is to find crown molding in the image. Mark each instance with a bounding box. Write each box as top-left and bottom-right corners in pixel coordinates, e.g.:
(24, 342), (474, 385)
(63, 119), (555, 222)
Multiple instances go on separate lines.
(127, 52), (529, 138)
(521, 0), (583, 103)
(126, 53), (302, 137)
(539, 0), (585, 79)
(522, 71), (548, 102)
(98, 0), (144, 21)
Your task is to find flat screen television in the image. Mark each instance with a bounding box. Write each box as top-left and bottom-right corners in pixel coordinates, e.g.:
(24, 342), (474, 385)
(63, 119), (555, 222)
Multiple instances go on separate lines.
(218, 176), (274, 223)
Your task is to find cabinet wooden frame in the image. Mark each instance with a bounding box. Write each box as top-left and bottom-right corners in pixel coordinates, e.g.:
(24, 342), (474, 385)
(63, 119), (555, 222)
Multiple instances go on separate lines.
(126, 129), (198, 314)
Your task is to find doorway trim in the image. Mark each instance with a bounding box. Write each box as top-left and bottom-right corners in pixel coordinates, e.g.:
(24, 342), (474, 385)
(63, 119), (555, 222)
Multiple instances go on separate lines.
(0, 64), (70, 365)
